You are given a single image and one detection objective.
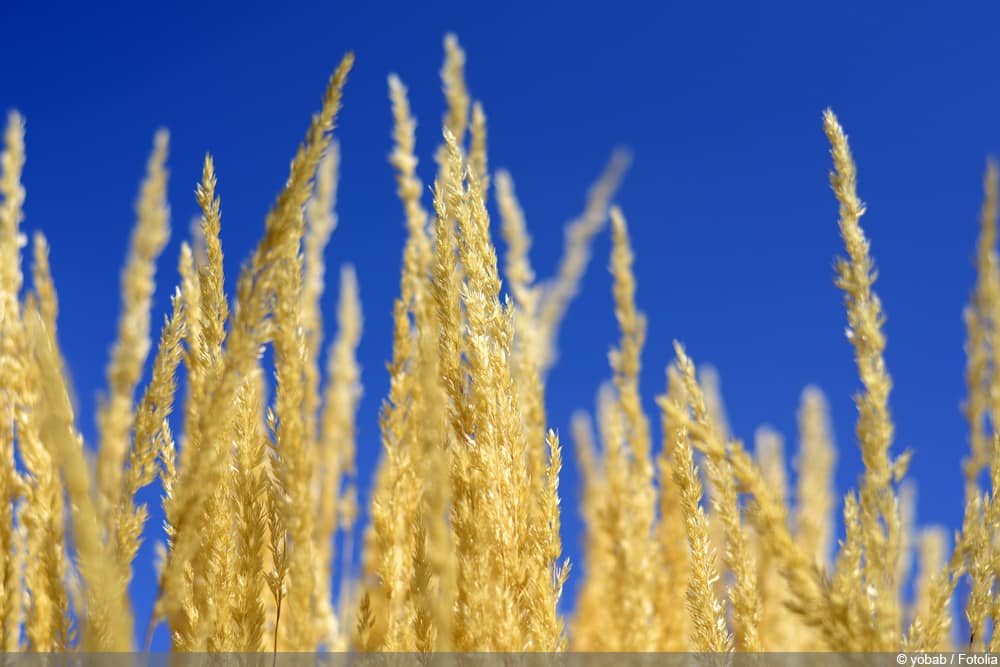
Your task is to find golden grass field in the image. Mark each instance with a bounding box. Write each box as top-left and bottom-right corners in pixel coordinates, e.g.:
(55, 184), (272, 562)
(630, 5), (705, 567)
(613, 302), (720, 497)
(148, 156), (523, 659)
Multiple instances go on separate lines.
(0, 35), (997, 653)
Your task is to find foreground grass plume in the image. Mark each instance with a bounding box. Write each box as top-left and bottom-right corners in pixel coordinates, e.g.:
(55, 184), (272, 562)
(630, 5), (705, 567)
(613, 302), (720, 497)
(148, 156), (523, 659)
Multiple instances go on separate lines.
(0, 36), (999, 653)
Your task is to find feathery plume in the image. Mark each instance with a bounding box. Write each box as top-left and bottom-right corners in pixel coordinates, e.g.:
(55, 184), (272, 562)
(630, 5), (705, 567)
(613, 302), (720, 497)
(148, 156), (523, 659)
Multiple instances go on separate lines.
(964, 159), (999, 495)
(97, 130), (171, 526)
(652, 364), (691, 650)
(29, 308), (132, 650)
(667, 405), (731, 652)
(674, 344), (760, 651)
(824, 108), (905, 649)
(794, 386), (837, 566)
(315, 264), (363, 649)
(156, 54), (354, 646)
(17, 294), (71, 650)
(537, 148), (632, 372)
(303, 143), (340, 454)
(0, 110), (26, 651)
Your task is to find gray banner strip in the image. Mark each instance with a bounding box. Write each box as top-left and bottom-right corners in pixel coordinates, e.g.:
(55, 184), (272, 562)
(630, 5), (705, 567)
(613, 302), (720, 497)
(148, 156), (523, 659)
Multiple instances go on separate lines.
(0, 654), (993, 667)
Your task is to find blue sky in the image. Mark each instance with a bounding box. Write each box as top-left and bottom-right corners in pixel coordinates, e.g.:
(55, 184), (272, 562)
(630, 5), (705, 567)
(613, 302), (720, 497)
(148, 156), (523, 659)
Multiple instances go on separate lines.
(5, 0), (1000, 649)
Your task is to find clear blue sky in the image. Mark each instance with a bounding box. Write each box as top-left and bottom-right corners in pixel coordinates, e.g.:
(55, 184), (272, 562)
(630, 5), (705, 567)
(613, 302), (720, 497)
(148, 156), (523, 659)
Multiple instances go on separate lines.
(5, 0), (1000, 649)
